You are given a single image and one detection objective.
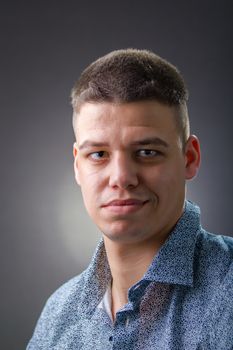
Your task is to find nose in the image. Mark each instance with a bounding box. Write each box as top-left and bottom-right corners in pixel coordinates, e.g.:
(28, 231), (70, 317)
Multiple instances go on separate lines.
(108, 153), (139, 189)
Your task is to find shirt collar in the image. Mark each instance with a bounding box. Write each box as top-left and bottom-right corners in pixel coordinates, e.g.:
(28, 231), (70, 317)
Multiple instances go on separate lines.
(143, 200), (201, 287)
(82, 200), (201, 314)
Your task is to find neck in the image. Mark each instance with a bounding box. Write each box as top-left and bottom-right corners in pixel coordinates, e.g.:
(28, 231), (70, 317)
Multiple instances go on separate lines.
(103, 236), (165, 320)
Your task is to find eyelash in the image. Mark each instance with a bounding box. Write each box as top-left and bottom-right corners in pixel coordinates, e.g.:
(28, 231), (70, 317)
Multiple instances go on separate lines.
(136, 149), (160, 158)
(89, 151), (107, 160)
(88, 149), (161, 161)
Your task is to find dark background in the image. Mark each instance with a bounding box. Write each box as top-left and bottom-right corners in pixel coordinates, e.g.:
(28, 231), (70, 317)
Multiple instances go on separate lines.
(1, 1), (232, 348)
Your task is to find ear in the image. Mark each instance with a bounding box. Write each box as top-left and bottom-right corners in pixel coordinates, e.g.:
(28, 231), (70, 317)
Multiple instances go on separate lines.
(184, 135), (201, 180)
(73, 142), (80, 186)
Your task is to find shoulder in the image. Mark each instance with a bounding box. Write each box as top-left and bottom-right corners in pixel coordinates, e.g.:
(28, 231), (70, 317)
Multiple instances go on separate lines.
(44, 270), (87, 311)
(196, 231), (233, 347)
(196, 229), (233, 262)
(27, 271), (87, 349)
(39, 269), (89, 324)
(193, 229), (233, 291)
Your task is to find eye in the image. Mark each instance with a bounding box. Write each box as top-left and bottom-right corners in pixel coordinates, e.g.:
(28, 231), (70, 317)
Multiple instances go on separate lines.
(89, 151), (107, 160)
(136, 149), (160, 158)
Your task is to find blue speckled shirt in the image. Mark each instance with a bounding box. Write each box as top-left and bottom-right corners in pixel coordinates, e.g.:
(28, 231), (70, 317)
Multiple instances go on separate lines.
(27, 201), (233, 349)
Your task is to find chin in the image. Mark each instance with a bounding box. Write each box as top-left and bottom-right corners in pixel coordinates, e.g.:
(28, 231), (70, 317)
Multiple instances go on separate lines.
(101, 223), (148, 243)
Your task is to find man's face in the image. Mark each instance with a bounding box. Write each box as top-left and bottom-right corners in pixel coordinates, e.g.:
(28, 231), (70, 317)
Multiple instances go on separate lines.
(73, 101), (200, 245)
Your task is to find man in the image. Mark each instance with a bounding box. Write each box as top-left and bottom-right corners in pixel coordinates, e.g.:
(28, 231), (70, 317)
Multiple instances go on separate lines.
(27, 49), (233, 349)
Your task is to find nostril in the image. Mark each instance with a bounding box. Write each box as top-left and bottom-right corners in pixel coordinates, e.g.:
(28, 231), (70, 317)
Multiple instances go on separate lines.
(108, 171), (139, 189)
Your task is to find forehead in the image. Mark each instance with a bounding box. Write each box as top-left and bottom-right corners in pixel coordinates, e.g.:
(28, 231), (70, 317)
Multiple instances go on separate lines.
(74, 101), (179, 144)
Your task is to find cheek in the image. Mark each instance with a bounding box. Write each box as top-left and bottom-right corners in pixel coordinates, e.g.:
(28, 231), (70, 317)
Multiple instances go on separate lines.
(79, 171), (104, 209)
(146, 162), (185, 191)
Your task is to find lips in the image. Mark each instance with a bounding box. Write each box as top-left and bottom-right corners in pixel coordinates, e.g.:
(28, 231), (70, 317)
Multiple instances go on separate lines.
(102, 199), (147, 207)
(101, 198), (148, 215)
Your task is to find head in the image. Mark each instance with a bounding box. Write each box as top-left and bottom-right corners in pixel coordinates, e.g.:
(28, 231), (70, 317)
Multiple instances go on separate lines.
(71, 48), (190, 149)
(71, 49), (200, 246)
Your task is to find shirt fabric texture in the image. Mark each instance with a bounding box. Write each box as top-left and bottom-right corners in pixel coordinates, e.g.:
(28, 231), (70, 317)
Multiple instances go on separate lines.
(27, 201), (233, 349)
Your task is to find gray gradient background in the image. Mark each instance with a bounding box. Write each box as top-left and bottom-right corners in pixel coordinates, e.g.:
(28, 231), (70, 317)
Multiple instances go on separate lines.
(1, 1), (233, 349)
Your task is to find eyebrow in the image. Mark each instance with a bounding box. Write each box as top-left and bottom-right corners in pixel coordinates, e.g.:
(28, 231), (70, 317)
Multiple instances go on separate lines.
(78, 137), (169, 150)
(131, 137), (169, 148)
(79, 141), (109, 150)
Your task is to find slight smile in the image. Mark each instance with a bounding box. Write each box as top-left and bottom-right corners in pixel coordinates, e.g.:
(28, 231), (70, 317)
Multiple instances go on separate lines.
(101, 199), (149, 214)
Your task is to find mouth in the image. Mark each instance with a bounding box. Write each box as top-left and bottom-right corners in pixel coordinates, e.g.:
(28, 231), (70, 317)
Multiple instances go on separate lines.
(101, 199), (149, 214)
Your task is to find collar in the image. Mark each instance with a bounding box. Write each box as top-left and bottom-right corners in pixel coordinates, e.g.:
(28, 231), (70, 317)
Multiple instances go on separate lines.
(81, 200), (201, 315)
(143, 200), (200, 287)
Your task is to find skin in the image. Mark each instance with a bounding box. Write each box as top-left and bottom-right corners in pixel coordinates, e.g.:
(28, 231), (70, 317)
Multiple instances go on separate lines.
(73, 100), (201, 320)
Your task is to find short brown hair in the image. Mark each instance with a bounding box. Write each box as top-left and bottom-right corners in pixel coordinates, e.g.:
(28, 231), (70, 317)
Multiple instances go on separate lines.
(71, 49), (190, 146)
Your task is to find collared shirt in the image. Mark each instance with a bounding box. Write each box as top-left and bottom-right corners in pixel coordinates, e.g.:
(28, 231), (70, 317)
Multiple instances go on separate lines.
(27, 201), (233, 349)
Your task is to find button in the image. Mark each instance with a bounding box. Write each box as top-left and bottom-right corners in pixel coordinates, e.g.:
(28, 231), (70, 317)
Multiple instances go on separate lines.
(109, 336), (113, 341)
